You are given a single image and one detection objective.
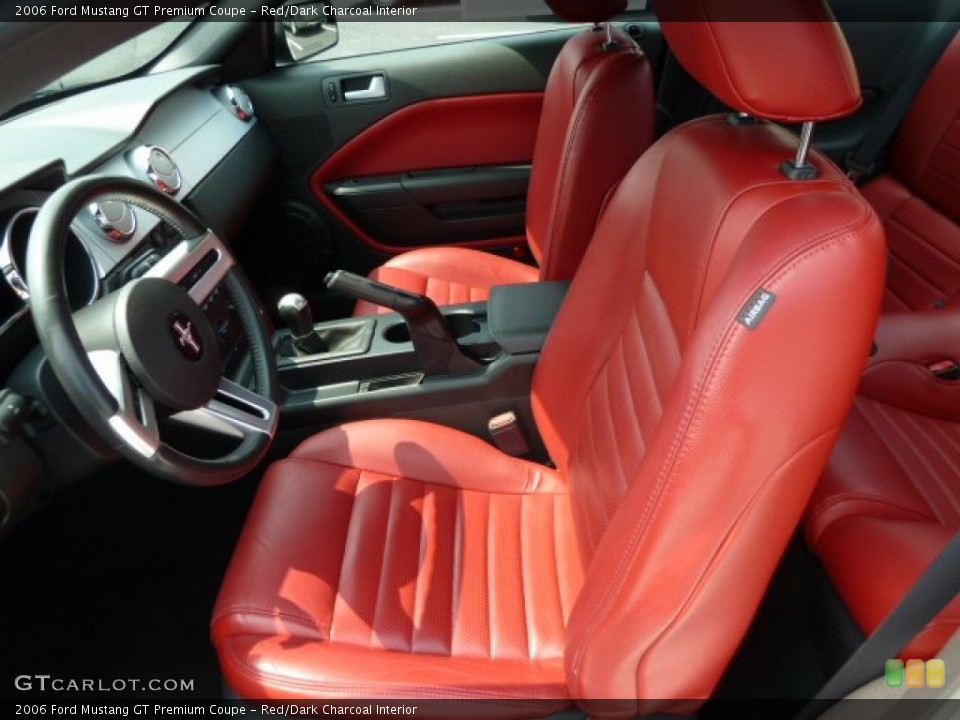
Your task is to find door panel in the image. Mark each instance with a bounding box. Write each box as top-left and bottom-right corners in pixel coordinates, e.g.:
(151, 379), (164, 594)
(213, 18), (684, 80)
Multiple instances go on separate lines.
(240, 28), (574, 291)
(312, 93), (542, 252)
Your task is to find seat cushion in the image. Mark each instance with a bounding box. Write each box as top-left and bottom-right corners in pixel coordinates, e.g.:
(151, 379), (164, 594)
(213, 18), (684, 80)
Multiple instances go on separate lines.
(353, 248), (538, 316)
(806, 396), (960, 659)
(212, 419), (583, 705)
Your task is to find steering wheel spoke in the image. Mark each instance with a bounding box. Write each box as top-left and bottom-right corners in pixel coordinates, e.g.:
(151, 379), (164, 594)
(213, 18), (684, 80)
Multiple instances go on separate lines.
(145, 230), (235, 304)
(170, 377), (278, 441)
(88, 349), (161, 458)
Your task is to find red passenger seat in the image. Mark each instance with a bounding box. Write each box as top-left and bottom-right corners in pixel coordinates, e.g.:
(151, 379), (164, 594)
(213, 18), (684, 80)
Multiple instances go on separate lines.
(352, 0), (655, 315)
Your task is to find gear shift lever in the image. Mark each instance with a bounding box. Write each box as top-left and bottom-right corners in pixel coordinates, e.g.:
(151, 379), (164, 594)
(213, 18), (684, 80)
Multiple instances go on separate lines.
(278, 293), (327, 356)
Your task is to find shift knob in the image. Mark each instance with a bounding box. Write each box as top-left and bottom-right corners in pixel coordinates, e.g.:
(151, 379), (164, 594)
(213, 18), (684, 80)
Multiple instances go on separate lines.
(278, 293), (326, 355)
(278, 293), (314, 337)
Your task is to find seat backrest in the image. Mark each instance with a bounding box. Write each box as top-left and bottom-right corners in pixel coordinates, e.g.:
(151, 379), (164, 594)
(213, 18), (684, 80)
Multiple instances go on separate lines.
(866, 32), (960, 311)
(525, 0), (655, 283)
(888, 32), (960, 227)
(530, 0), (887, 710)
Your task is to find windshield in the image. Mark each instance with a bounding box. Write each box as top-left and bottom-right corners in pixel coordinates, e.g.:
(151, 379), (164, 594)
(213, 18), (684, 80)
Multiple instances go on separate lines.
(28, 21), (195, 104)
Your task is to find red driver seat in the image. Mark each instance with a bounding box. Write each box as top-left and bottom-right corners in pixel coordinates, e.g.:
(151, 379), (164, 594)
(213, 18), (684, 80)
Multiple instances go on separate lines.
(213, 1), (885, 713)
(351, 0), (655, 315)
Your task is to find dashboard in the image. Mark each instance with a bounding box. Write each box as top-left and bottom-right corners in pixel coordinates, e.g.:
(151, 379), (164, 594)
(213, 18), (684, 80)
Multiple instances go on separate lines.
(0, 64), (278, 529)
(0, 66), (274, 369)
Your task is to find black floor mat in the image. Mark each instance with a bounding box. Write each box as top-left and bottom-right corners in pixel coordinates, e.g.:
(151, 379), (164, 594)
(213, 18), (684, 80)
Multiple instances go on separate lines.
(0, 461), (260, 699)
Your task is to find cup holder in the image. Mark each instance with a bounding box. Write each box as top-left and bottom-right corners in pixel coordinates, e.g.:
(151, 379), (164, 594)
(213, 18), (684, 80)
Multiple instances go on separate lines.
(383, 313), (482, 344)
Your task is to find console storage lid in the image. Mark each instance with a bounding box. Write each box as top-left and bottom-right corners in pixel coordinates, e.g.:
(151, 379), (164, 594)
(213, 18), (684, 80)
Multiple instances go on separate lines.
(488, 281), (569, 355)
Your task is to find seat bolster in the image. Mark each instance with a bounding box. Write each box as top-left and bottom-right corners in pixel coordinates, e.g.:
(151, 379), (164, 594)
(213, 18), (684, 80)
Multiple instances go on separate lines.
(290, 419), (565, 495)
(354, 248), (539, 316)
(218, 635), (569, 706)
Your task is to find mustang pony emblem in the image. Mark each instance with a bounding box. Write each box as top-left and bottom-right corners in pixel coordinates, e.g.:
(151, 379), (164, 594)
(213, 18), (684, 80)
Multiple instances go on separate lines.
(169, 314), (203, 361)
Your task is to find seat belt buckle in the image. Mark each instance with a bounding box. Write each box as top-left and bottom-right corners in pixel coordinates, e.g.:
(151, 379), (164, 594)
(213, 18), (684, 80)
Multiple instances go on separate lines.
(845, 153), (874, 184)
(488, 412), (531, 457)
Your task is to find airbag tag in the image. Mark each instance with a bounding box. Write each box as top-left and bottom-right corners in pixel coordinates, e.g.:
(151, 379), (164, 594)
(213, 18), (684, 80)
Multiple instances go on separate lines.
(738, 288), (776, 330)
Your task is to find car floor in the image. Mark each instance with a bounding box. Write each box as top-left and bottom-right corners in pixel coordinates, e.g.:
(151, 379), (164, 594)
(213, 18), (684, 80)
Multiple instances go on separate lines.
(0, 460), (262, 699)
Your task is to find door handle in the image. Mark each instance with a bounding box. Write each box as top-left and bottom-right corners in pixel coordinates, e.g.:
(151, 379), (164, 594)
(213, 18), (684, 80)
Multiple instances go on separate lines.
(343, 75), (387, 102)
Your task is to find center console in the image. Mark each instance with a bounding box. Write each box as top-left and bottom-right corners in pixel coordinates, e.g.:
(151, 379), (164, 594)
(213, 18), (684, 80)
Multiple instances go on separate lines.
(273, 275), (568, 456)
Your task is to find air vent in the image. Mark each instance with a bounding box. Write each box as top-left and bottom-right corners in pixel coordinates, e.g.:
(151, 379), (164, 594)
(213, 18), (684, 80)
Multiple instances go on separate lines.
(223, 85), (254, 122)
(89, 200), (137, 243)
(132, 146), (182, 196)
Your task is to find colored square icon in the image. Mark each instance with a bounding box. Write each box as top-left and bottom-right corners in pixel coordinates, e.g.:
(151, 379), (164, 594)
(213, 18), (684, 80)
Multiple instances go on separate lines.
(926, 659), (945, 689)
(906, 659), (925, 688)
(885, 659), (904, 687)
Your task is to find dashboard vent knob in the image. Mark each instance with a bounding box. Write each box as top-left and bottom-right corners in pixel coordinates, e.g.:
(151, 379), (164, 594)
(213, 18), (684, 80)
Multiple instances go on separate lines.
(88, 200), (137, 243)
(224, 85), (254, 121)
(132, 146), (182, 195)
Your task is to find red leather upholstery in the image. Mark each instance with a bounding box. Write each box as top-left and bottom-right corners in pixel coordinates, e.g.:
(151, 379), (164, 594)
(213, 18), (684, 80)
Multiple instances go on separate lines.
(216, 3), (884, 711)
(354, 25), (654, 315)
(544, 0), (626, 23)
(353, 248), (538, 317)
(862, 34), (960, 312)
(311, 94), (544, 256)
(806, 397), (960, 659)
(213, 420), (582, 710)
(658, 0), (861, 122)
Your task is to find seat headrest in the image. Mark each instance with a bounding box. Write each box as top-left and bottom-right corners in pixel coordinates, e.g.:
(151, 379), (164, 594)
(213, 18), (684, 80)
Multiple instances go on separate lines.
(657, 0), (862, 122)
(545, 0), (627, 24)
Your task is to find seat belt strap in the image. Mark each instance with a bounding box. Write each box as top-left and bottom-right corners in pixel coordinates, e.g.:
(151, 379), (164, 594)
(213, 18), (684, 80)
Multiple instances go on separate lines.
(797, 532), (960, 719)
(846, 21), (960, 183)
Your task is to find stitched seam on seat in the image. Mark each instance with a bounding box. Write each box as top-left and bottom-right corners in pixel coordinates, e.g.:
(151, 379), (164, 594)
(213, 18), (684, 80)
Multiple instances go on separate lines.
(618, 328), (650, 457)
(410, 480), (427, 654)
(328, 468), (364, 645)
(689, 177), (849, 332)
(548, 495), (567, 625)
(925, 160), (960, 194)
(632, 292), (664, 419)
(281, 455), (564, 496)
(484, 492), (493, 660)
(862, 401), (952, 526)
(569, 206), (874, 680)
(601, 364), (628, 496)
(519, 495), (533, 660)
(895, 410), (960, 526)
(886, 250), (950, 297)
(371, 476), (403, 650)
(450, 489), (464, 658)
(211, 608), (323, 637)
(887, 215), (960, 265)
(805, 493), (940, 549)
(582, 390), (608, 545)
(808, 492), (939, 529)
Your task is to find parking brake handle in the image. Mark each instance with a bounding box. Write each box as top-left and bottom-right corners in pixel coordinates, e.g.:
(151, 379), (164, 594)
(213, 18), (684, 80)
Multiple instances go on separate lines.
(324, 271), (483, 377)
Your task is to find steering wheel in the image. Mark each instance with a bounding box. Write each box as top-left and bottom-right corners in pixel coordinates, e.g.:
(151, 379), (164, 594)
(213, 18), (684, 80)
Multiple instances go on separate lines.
(26, 176), (279, 486)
